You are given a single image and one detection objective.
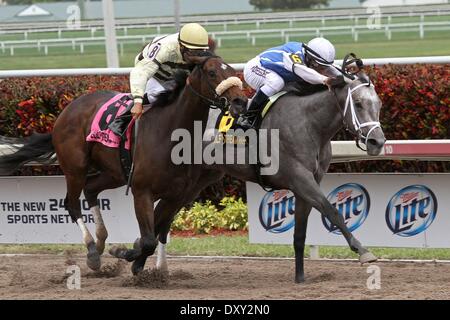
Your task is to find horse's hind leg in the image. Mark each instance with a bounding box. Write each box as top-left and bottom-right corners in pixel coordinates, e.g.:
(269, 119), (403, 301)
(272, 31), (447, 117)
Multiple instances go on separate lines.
(64, 173), (101, 271)
(84, 172), (125, 255)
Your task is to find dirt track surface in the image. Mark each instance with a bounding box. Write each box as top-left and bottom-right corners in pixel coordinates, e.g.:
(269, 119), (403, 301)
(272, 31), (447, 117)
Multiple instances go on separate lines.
(1, 254), (450, 300)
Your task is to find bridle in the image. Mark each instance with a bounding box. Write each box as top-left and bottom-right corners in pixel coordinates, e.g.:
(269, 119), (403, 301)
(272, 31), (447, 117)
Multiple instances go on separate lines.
(185, 55), (243, 112)
(330, 53), (381, 151)
(333, 81), (381, 151)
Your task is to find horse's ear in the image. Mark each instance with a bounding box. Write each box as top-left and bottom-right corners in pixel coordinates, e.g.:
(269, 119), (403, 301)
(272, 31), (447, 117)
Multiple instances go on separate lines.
(208, 37), (216, 54)
(357, 72), (370, 84)
(330, 75), (346, 88)
(184, 54), (210, 66)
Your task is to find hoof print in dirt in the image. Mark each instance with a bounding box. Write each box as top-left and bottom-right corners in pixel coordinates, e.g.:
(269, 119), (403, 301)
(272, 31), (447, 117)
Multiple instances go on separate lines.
(86, 260), (126, 278)
(122, 268), (169, 288)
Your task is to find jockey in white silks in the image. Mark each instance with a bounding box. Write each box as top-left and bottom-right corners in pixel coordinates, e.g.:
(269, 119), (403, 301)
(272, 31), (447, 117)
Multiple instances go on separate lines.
(109, 23), (210, 136)
(236, 37), (342, 129)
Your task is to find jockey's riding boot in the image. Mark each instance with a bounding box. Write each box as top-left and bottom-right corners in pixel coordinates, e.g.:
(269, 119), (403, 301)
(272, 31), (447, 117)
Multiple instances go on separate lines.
(108, 108), (132, 137)
(236, 89), (269, 130)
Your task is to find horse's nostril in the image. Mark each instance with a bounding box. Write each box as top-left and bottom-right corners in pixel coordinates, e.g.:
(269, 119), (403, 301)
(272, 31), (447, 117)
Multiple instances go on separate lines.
(367, 138), (385, 148)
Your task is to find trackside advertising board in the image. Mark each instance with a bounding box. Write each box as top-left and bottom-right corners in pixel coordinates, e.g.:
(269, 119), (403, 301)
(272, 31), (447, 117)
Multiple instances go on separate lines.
(0, 176), (138, 243)
(247, 174), (450, 248)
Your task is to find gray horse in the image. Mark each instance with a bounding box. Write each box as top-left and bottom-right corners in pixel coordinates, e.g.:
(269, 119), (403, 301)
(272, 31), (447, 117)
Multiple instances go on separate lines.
(153, 70), (386, 283)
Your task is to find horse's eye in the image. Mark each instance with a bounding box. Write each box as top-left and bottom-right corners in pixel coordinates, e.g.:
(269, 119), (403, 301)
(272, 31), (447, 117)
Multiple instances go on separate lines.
(208, 70), (216, 78)
(355, 102), (363, 109)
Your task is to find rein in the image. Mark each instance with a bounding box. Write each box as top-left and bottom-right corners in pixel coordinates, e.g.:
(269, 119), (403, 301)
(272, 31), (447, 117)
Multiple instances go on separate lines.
(185, 56), (242, 112)
(186, 78), (228, 111)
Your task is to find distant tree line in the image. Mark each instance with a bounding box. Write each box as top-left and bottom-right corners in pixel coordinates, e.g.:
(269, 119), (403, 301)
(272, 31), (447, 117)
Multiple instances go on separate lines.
(6, 0), (92, 4)
(6, 0), (63, 4)
(249, 0), (330, 10)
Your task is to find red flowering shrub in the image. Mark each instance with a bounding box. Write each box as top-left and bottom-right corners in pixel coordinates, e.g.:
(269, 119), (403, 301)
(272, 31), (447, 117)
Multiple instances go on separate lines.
(0, 75), (129, 136)
(368, 64), (449, 140)
(0, 64), (448, 186)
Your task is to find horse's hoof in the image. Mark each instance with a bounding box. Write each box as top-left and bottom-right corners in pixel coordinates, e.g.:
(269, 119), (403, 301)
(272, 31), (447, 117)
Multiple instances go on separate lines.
(87, 251), (101, 271)
(109, 245), (127, 259)
(96, 242), (106, 255)
(295, 275), (305, 283)
(156, 261), (168, 273)
(133, 238), (141, 250)
(131, 260), (145, 275)
(359, 251), (377, 264)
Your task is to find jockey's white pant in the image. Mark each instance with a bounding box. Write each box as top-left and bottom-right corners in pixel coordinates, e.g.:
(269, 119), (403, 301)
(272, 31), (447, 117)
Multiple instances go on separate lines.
(243, 57), (285, 97)
(144, 77), (165, 104)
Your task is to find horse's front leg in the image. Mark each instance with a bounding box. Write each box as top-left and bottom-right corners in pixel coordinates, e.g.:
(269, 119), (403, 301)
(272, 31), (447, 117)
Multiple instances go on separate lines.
(293, 199), (312, 283)
(153, 199), (185, 273)
(130, 189), (158, 274)
(290, 167), (377, 265)
(154, 170), (225, 273)
(109, 188), (157, 274)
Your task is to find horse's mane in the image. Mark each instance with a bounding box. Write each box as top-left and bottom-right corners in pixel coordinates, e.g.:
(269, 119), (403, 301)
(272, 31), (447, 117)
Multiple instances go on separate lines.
(150, 50), (217, 108)
(284, 82), (328, 97)
(284, 71), (370, 98)
(151, 70), (189, 108)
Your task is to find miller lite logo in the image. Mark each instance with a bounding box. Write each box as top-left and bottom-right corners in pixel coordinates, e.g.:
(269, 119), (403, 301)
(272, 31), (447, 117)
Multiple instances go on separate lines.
(259, 190), (295, 233)
(385, 185), (437, 237)
(322, 183), (370, 235)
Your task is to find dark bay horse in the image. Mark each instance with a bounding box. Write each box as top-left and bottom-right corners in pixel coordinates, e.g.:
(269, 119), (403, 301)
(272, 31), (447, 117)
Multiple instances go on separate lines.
(153, 70), (386, 282)
(0, 54), (248, 274)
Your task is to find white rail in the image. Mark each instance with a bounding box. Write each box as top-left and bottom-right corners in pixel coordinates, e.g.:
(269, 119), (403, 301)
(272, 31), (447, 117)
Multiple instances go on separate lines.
(1, 140), (449, 165)
(1, 20), (449, 55)
(0, 55), (448, 79)
(0, 4), (449, 32)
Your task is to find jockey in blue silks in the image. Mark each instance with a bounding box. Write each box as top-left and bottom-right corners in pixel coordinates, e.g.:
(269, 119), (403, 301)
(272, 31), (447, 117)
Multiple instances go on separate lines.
(237, 37), (341, 129)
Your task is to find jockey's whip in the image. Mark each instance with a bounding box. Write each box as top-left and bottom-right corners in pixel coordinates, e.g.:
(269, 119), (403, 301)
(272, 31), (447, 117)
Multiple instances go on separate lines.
(125, 118), (139, 196)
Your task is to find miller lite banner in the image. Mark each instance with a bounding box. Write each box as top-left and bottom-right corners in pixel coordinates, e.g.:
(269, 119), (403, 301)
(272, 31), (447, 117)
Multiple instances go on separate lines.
(247, 174), (450, 248)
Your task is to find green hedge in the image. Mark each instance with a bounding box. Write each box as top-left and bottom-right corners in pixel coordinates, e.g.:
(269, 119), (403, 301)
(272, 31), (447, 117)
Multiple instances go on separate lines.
(172, 197), (248, 234)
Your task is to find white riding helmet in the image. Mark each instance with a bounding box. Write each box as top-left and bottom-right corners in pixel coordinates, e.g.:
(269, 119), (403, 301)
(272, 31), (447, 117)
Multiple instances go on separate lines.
(179, 23), (209, 50)
(305, 37), (336, 66)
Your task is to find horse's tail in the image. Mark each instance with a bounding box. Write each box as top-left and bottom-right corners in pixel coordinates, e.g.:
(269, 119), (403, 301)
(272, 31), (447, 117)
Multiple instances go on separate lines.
(0, 133), (55, 175)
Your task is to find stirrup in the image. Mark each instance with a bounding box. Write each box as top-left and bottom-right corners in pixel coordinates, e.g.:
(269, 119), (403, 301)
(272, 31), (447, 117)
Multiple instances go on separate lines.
(236, 115), (256, 130)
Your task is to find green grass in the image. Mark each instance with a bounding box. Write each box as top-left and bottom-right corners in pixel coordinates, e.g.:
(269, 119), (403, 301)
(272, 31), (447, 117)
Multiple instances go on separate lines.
(1, 15), (448, 42)
(1, 235), (450, 260)
(0, 35), (448, 70)
(0, 13), (448, 70)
